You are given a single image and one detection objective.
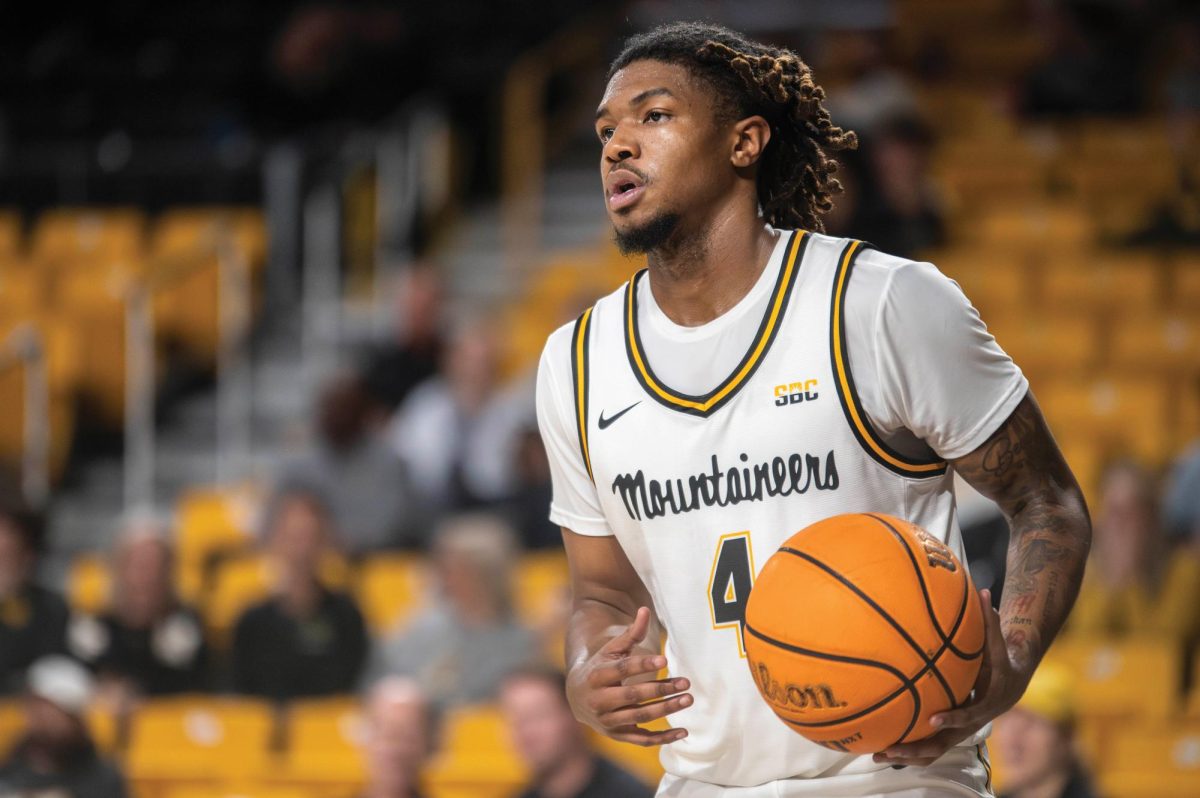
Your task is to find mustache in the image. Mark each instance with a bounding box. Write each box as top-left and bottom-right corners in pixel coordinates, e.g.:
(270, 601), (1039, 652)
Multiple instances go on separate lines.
(608, 163), (649, 184)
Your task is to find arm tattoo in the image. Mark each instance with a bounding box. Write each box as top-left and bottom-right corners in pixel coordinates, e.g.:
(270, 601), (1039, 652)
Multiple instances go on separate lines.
(953, 394), (1091, 673)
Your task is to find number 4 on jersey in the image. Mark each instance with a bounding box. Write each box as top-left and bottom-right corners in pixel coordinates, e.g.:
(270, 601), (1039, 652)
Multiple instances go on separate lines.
(708, 532), (755, 657)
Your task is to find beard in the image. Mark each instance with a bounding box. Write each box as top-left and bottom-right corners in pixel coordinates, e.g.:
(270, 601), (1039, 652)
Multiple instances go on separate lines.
(613, 211), (681, 255)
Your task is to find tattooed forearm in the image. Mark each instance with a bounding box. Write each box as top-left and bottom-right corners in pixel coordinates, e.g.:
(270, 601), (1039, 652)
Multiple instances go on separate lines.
(953, 394), (1091, 673)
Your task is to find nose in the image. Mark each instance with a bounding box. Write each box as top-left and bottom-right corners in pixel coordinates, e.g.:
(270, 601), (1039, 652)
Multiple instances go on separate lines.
(603, 124), (637, 165)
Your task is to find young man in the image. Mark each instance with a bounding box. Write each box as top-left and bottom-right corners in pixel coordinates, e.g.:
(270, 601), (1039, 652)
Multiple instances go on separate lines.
(534, 21), (1092, 797)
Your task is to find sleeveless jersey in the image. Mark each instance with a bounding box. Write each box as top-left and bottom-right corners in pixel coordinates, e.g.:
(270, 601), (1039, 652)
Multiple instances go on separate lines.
(545, 231), (998, 789)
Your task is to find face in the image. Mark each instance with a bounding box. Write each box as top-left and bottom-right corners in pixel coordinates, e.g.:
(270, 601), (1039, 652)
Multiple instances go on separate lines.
(992, 707), (1073, 792)
(116, 536), (172, 627)
(500, 677), (584, 774)
(268, 496), (327, 571)
(595, 60), (750, 254)
(367, 693), (430, 791)
(24, 696), (83, 748)
(0, 519), (33, 598)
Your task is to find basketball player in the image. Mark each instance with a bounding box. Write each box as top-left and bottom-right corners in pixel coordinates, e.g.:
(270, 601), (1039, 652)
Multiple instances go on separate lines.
(534, 22), (1091, 797)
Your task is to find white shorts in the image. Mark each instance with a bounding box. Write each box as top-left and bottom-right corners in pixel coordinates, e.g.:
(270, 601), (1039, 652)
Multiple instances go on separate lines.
(656, 745), (993, 798)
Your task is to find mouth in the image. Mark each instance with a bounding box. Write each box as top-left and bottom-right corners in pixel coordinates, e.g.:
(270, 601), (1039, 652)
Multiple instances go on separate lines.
(607, 169), (646, 211)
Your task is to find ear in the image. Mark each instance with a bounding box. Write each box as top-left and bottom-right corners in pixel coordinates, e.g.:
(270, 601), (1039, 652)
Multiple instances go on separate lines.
(730, 115), (771, 168)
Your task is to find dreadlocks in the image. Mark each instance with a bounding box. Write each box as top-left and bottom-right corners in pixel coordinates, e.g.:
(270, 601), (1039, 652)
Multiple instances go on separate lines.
(608, 22), (857, 233)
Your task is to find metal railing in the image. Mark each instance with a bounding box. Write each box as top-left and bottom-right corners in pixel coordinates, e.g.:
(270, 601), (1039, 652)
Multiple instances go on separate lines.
(123, 229), (253, 508)
(0, 324), (49, 507)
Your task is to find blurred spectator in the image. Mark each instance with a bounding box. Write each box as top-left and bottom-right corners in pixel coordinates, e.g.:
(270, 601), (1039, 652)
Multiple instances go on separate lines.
(852, 114), (945, 259)
(0, 497), (67, 695)
(360, 676), (437, 798)
(823, 30), (919, 138)
(67, 513), (207, 708)
(1165, 443), (1200, 542)
(1067, 461), (1200, 641)
(366, 514), (537, 707)
(992, 662), (1096, 798)
(505, 426), (562, 549)
(363, 265), (446, 412)
(282, 371), (419, 553)
(1020, 0), (1146, 118)
(500, 666), (652, 798)
(231, 490), (368, 700)
(387, 317), (531, 516)
(0, 656), (128, 798)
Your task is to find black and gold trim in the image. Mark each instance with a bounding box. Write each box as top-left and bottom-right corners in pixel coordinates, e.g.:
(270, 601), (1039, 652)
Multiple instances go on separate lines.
(830, 240), (947, 478)
(571, 306), (595, 482)
(624, 230), (809, 418)
(977, 744), (993, 793)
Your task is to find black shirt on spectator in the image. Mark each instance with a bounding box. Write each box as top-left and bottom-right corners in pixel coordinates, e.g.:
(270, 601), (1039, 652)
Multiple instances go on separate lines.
(231, 589), (368, 701)
(0, 739), (128, 798)
(0, 585), (68, 694)
(68, 607), (208, 695)
(516, 757), (652, 798)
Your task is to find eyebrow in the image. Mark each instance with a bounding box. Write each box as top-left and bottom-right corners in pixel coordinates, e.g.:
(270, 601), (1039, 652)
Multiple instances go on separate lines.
(595, 87), (676, 121)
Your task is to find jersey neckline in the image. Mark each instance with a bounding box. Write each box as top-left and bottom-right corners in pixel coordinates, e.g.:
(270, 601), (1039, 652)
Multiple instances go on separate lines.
(622, 229), (810, 418)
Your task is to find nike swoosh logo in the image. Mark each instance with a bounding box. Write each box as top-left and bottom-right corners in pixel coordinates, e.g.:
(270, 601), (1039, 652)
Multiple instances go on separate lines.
(598, 402), (641, 430)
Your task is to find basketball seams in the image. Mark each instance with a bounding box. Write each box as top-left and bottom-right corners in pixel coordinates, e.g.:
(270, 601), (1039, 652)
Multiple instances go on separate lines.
(866, 514), (985, 662)
(777, 546), (958, 709)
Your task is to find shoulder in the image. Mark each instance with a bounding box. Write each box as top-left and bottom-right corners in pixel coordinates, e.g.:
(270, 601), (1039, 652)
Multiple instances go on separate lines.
(841, 245), (965, 331)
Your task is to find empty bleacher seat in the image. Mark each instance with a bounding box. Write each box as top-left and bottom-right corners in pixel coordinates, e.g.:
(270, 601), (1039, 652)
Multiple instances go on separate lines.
(31, 208), (146, 270)
(1099, 721), (1200, 798)
(1037, 376), (1171, 465)
(424, 705), (527, 798)
(176, 487), (259, 605)
(125, 696), (277, 785)
(354, 554), (429, 634)
(279, 697), (366, 788)
(1043, 638), (1179, 723)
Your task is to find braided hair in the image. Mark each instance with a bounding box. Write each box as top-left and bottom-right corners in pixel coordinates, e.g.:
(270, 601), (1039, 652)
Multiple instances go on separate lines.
(608, 22), (856, 232)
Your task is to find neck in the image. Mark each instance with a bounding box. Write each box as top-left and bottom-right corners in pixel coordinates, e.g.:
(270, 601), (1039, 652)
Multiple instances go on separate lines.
(644, 211), (777, 327)
(538, 750), (595, 798)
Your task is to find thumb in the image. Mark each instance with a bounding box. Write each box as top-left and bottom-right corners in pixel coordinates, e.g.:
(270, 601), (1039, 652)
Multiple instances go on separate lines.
(602, 607), (651, 655)
(980, 589), (1005, 658)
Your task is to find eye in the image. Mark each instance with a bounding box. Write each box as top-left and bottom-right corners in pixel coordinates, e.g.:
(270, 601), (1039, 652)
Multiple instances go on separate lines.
(598, 126), (615, 143)
(645, 110), (668, 123)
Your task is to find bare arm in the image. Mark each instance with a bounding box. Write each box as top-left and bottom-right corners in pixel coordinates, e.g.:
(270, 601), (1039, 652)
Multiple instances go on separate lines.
(562, 528), (691, 746)
(877, 392), (1091, 765)
(952, 392), (1092, 674)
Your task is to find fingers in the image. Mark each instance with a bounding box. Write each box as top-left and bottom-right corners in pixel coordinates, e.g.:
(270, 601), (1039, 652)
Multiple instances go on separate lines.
(608, 724), (689, 747)
(600, 607), (652, 655)
(587, 654), (668, 688)
(600, 692), (694, 729)
(588, 677), (691, 713)
(873, 728), (965, 767)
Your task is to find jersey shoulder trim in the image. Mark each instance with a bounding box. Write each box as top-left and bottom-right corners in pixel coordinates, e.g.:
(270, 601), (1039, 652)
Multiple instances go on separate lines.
(829, 239), (948, 478)
(623, 229), (810, 418)
(570, 305), (595, 483)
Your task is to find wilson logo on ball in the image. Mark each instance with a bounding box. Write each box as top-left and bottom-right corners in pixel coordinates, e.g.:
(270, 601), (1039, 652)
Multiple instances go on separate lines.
(755, 663), (847, 711)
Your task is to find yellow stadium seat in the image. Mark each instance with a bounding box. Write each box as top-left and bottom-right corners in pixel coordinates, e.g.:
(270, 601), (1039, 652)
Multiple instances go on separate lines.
(68, 554), (112, 615)
(1099, 721), (1200, 798)
(126, 696), (277, 784)
(162, 786), (317, 798)
(1055, 438), (1102, 507)
(0, 262), (44, 313)
(1040, 256), (1162, 316)
(514, 551), (569, 627)
(176, 487), (259, 605)
(974, 203), (1094, 249)
(0, 700), (23, 755)
(355, 554), (430, 634)
(0, 211), (22, 259)
(988, 316), (1098, 378)
(280, 697), (367, 787)
(425, 704), (527, 798)
(151, 207), (267, 266)
(1173, 256), (1200, 316)
(31, 208), (146, 269)
(934, 254), (1029, 323)
(1037, 377), (1171, 465)
(1110, 315), (1200, 374)
(1042, 638), (1179, 722)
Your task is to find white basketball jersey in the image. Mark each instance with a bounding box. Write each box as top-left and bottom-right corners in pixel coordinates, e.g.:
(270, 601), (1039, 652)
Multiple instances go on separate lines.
(547, 231), (996, 790)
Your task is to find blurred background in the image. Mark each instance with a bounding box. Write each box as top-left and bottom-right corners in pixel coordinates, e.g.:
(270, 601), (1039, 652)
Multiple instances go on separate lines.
(0, 0), (1197, 796)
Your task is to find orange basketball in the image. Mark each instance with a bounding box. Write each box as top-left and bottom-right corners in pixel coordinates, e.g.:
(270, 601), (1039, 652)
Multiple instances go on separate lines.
(743, 513), (985, 755)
